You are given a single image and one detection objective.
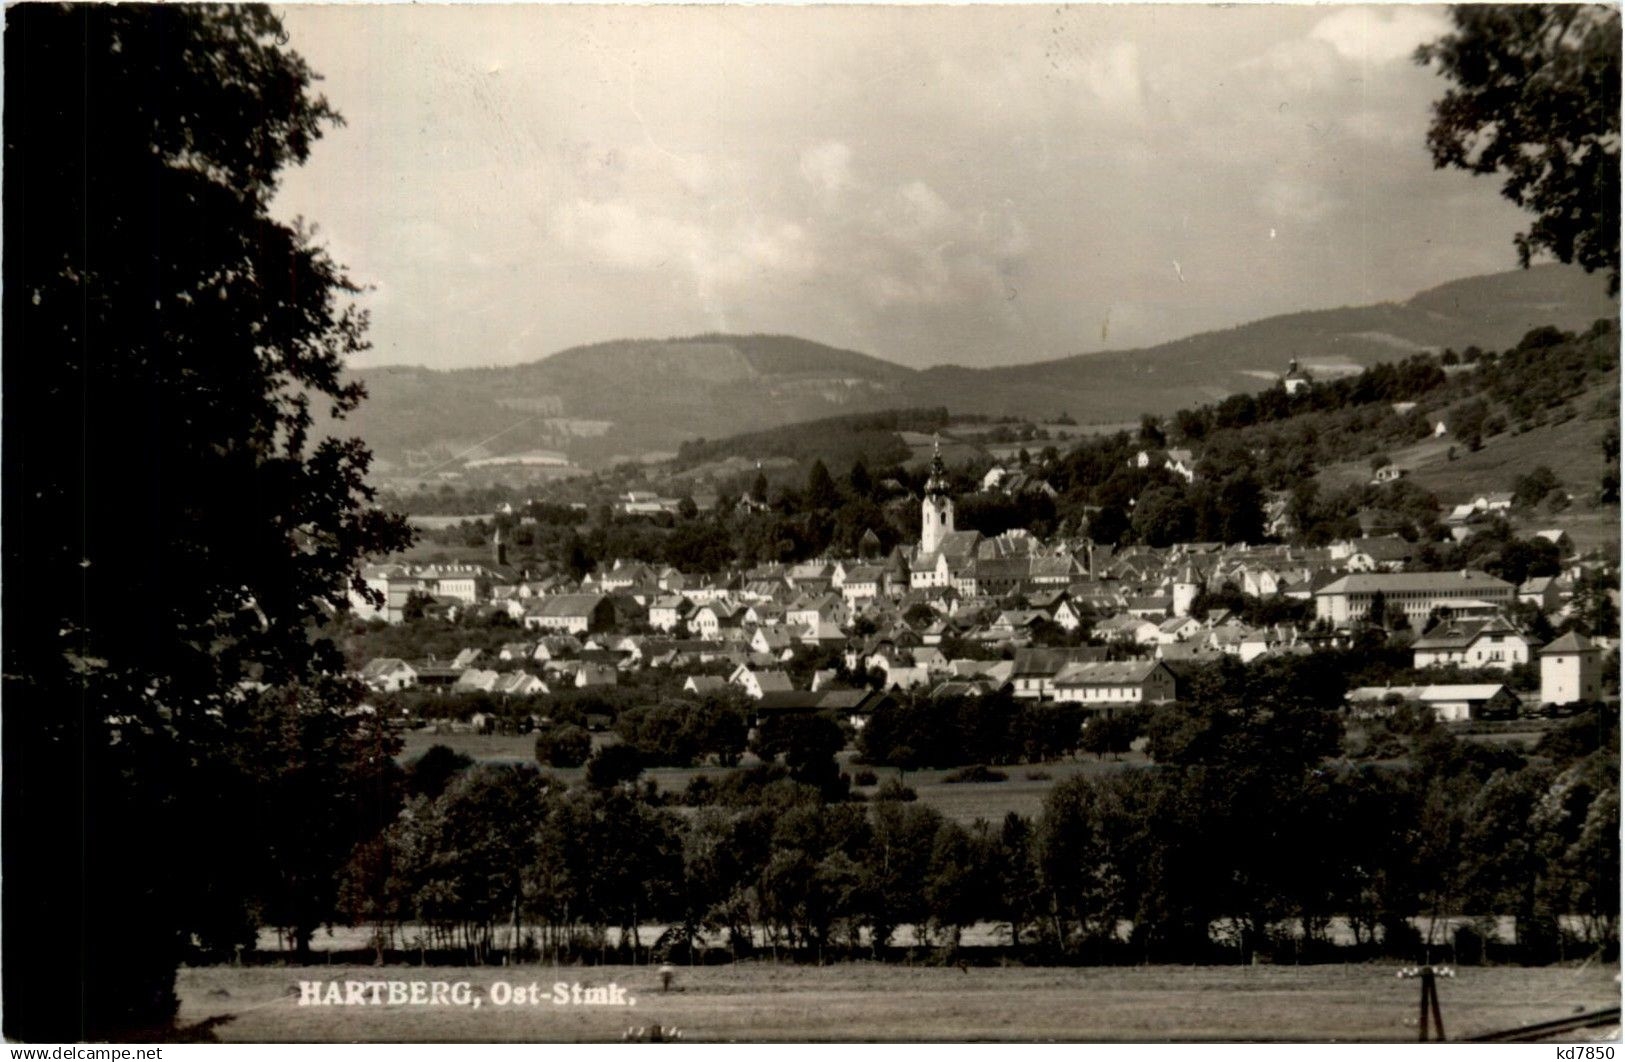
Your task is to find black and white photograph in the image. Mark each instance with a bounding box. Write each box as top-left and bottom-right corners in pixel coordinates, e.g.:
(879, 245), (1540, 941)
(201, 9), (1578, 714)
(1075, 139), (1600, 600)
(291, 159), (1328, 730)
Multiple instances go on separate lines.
(3, 0), (1621, 1047)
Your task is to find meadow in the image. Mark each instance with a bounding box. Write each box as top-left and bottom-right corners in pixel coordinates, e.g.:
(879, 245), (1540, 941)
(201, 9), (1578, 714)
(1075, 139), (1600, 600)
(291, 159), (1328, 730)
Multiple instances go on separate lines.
(397, 726), (1562, 824)
(174, 960), (1622, 1042)
(397, 729), (1153, 824)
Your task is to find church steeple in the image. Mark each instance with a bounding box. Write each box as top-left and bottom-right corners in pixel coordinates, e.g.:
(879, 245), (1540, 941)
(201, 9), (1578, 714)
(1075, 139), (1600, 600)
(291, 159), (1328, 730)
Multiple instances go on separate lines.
(925, 433), (949, 497)
(920, 432), (955, 554)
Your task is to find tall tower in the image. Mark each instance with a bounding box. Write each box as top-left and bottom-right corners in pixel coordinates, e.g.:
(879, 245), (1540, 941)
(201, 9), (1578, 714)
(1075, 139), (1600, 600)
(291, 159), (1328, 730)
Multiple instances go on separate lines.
(921, 434), (955, 554)
(492, 525), (508, 568)
(1173, 564), (1199, 618)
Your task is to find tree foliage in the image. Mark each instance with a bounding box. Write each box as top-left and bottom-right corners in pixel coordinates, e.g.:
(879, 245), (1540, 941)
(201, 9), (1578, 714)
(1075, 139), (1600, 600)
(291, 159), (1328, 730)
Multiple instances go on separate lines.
(4, 4), (410, 1038)
(1417, 5), (1621, 291)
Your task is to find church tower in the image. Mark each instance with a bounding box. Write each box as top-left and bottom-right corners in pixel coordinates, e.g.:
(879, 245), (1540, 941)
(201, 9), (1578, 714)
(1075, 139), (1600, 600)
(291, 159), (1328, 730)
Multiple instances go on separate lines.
(920, 434), (954, 554)
(1173, 564), (1199, 617)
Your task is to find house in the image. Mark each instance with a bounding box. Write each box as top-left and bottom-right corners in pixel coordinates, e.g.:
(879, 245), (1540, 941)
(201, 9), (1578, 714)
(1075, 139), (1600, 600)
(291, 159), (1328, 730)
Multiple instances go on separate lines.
(728, 665), (794, 700)
(882, 665), (931, 691)
(1533, 529), (1575, 557)
(1539, 632), (1602, 706)
(690, 602), (747, 639)
(1124, 595), (1173, 620)
(648, 595), (694, 632)
(453, 668), (500, 693)
(359, 657), (417, 692)
(1282, 358), (1313, 395)
(838, 565), (886, 604)
(1472, 491), (1515, 513)
(1155, 615), (1203, 644)
(748, 626), (797, 660)
(1371, 465), (1406, 485)
(786, 594), (847, 632)
(413, 664), (464, 690)
(1095, 614), (1161, 646)
(531, 635), (583, 663)
(991, 609), (1047, 638)
(1164, 449), (1196, 483)
(683, 675), (728, 696)
(1314, 571), (1515, 626)
(1052, 660), (1179, 714)
(1411, 616), (1533, 671)
(524, 593), (615, 634)
(575, 664), (619, 689)
(497, 641), (534, 662)
(452, 647), (484, 669)
(1518, 575), (1562, 612)
(491, 672), (547, 697)
(1008, 647), (1109, 700)
(1343, 537), (1414, 572)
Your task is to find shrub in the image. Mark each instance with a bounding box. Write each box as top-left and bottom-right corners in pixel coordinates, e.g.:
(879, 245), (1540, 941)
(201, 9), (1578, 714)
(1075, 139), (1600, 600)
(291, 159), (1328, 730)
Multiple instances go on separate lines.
(873, 777), (917, 802)
(584, 742), (644, 789)
(942, 764), (1008, 784)
(406, 744), (473, 799)
(534, 723), (592, 768)
(852, 768), (879, 786)
(1024, 769), (1052, 781)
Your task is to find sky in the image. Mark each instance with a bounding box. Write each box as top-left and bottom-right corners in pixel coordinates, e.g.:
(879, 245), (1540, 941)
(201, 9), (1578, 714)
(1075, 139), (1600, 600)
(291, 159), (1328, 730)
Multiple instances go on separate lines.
(272, 3), (1537, 372)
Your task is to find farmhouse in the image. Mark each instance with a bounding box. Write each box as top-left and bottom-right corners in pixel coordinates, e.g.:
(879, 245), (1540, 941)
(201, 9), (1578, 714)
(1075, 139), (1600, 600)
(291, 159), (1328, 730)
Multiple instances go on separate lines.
(524, 593), (615, 634)
(729, 665), (794, 700)
(1052, 660), (1178, 712)
(1008, 647), (1109, 700)
(1411, 615), (1533, 671)
(359, 657), (417, 692)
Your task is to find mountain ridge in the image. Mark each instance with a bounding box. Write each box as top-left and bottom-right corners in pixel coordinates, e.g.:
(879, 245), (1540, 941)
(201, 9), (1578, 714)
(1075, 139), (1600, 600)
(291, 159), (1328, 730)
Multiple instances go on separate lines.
(336, 264), (1617, 475)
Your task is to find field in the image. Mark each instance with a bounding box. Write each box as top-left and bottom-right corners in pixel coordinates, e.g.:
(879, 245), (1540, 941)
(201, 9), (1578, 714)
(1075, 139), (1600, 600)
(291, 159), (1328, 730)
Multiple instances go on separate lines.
(173, 961), (1621, 1042)
(398, 730), (1149, 824)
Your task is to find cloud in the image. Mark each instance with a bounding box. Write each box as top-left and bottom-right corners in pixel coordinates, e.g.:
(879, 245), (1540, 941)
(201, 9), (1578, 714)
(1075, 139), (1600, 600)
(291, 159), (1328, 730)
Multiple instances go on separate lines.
(1081, 41), (1144, 110)
(550, 193), (819, 303)
(275, 4), (1529, 371)
(798, 140), (853, 196)
(1258, 176), (1336, 224)
(1309, 8), (1449, 65)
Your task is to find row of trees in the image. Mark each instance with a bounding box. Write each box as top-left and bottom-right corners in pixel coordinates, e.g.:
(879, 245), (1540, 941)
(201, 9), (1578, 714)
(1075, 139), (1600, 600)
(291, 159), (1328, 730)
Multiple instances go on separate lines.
(326, 695), (1617, 968)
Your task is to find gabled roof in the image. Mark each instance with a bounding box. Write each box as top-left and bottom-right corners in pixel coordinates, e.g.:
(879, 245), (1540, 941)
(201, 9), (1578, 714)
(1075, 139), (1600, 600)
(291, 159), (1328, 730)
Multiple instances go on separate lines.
(1010, 646), (1109, 677)
(1053, 660), (1170, 686)
(360, 657), (414, 679)
(530, 593), (610, 617)
(1413, 615), (1526, 651)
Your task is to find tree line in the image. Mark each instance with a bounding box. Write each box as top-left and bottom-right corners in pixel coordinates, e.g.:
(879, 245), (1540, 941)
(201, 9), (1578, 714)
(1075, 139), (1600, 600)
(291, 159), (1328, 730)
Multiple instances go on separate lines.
(318, 687), (1617, 969)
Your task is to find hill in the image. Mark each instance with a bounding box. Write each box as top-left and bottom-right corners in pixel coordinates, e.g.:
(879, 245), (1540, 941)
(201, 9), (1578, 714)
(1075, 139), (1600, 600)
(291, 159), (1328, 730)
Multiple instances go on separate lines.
(336, 264), (1615, 476)
(905, 262), (1618, 419)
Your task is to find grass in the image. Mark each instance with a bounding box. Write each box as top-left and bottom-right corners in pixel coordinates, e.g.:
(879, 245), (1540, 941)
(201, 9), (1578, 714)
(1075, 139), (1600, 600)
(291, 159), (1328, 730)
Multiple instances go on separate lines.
(398, 731), (1146, 824)
(173, 960), (1622, 1042)
(1314, 371), (1618, 539)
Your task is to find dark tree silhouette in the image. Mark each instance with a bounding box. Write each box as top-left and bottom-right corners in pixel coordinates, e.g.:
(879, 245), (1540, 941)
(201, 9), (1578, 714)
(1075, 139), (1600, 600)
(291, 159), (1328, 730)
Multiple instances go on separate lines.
(4, 4), (411, 1039)
(1416, 5), (1621, 291)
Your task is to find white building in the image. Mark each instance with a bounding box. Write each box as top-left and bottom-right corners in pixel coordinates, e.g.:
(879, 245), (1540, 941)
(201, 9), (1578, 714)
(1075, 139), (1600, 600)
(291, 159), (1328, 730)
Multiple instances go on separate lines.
(1539, 632), (1603, 706)
(1314, 571), (1515, 626)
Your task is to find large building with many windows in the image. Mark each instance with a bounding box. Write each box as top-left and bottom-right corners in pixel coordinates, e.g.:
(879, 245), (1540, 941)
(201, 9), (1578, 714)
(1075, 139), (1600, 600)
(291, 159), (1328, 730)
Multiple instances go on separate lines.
(1313, 570), (1515, 626)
